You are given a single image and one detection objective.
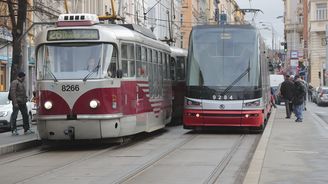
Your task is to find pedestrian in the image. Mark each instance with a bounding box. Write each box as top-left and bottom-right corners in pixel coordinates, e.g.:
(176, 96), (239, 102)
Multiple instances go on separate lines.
(270, 87), (277, 108)
(308, 84), (313, 102)
(300, 76), (307, 110)
(292, 75), (307, 122)
(279, 74), (294, 118)
(9, 72), (34, 136)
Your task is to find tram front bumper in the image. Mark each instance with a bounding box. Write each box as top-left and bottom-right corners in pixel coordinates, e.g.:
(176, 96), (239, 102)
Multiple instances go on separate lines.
(37, 118), (121, 140)
(183, 109), (264, 127)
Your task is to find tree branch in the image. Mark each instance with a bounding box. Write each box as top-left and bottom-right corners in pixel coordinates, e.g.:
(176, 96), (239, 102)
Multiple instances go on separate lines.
(7, 0), (16, 29)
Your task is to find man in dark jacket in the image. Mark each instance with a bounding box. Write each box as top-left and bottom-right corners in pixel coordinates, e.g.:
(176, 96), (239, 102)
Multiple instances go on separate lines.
(9, 72), (34, 135)
(292, 75), (307, 122)
(280, 74), (294, 118)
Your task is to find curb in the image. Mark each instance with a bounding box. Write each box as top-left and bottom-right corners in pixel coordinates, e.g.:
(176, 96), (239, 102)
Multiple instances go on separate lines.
(243, 108), (276, 184)
(0, 138), (41, 156)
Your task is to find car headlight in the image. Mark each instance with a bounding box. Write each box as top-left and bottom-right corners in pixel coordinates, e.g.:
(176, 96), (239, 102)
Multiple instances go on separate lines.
(89, 100), (100, 109)
(243, 99), (261, 107)
(0, 111), (8, 117)
(44, 101), (53, 110)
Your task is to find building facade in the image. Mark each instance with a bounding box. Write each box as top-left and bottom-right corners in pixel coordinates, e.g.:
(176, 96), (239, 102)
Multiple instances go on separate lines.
(180, 0), (243, 49)
(308, 0), (328, 87)
(283, 0), (303, 76)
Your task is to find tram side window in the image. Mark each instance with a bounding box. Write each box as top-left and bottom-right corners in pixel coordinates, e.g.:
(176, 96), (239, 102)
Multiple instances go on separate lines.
(121, 43), (135, 77)
(166, 54), (170, 79)
(152, 50), (158, 97)
(176, 56), (185, 80)
(170, 58), (176, 81)
(141, 46), (148, 78)
(148, 48), (153, 97)
(163, 53), (167, 79)
(107, 48), (117, 78)
(136, 45), (143, 78)
(158, 52), (163, 96)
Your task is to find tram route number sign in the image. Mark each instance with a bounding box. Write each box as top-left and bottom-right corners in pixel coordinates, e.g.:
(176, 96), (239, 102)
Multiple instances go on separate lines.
(47, 29), (99, 41)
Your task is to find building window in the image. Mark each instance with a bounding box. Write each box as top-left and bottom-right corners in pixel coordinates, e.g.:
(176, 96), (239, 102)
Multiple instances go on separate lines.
(316, 3), (327, 20)
(298, 15), (303, 24)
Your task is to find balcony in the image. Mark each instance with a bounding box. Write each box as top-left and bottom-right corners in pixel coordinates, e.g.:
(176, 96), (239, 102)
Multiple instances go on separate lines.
(309, 20), (328, 32)
(285, 23), (303, 33)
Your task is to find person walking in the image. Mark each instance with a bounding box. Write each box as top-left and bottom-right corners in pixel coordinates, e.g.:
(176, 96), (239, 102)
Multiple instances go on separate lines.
(292, 75), (307, 122)
(279, 74), (294, 118)
(9, 72), (34, 135)
(300, 76), (308, 110)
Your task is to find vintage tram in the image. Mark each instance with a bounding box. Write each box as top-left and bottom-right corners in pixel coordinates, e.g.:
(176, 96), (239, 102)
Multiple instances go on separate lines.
(35, 14), (172, 140)
(169, 46), (187, 124)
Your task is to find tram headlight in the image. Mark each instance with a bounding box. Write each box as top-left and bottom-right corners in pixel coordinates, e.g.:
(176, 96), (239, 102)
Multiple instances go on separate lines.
(185, 98), (202, 106)
(243, 99), (261, 108)
(89, 100), (99, 109)
(44, 101), (53, 110)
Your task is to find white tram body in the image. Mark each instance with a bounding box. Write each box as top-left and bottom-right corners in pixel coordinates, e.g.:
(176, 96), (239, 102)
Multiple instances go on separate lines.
(35, 14), (172, 140)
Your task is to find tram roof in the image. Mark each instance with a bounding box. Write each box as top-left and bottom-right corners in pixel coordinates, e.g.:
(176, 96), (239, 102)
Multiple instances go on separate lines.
(35, 23), (170, 51)
(170, 46), (187, 57)
(192, 24), (256, 31)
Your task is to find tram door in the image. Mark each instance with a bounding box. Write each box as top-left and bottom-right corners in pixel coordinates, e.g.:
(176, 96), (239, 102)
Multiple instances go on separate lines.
(0, 64), (6, 91)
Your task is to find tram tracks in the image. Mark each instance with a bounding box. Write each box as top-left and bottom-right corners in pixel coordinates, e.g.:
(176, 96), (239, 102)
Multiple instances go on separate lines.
(0, 128), (195, 184)
(119, 133), (253, 184)
(204, 134), (246, 184)
(0, 127), (258, 184)
(112, 134), (197, 184)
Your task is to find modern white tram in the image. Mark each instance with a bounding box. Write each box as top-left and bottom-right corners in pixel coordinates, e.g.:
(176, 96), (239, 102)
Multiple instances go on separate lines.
(35, 14), (172, 141)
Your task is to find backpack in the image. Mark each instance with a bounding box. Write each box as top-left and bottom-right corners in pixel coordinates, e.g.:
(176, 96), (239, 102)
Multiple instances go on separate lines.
(8, 81), (17, 100)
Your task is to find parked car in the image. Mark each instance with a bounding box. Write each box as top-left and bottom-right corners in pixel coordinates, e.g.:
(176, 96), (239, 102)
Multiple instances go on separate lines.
(316, 86), (328, 106)
(28, 97), (37, 123)
(0, 91), (33, 130)
(271, 83), (284, 105)
(312, 87), (320, 103)
(270, 74), (284, 105)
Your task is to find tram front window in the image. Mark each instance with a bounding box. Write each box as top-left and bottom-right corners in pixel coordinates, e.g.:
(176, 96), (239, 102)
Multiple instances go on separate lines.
(36, 43), (115, 80)
(187, 28), (260, 88)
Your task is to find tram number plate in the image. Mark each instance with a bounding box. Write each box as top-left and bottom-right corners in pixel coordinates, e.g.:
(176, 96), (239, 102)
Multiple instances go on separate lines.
(62, 85), (80, 92)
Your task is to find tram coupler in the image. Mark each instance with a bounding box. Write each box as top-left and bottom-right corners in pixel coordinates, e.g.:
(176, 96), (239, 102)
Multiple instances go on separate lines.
(64, 126), (75, 140)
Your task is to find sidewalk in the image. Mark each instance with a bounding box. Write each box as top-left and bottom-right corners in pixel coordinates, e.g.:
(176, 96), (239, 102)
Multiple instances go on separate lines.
(244, 104), (328, 183)
(0, 126), (40, 156)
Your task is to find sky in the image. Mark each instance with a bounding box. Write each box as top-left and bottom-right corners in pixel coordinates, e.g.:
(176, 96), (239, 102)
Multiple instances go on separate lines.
(235, 0), (284, 49)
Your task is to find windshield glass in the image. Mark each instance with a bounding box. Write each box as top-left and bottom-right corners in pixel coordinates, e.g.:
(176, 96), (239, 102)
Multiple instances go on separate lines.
(187, 27), (260, 88)
(36, 43), (114, 80)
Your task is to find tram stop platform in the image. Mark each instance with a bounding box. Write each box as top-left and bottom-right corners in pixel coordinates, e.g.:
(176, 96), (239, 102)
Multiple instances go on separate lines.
(244, 103), (328, 184)
(0, 126), (39, 156)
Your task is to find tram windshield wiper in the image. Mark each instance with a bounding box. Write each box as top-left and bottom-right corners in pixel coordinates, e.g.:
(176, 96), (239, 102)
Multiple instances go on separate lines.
(221, 58), (250, 96)
(83, 59), (101, 82)
(45, 65), (58, 82)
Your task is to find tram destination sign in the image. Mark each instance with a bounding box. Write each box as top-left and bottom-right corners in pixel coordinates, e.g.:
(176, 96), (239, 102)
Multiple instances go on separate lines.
(47, 29), (99, 41)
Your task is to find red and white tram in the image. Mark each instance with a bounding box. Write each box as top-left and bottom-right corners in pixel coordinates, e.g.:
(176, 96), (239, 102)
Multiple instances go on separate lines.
(35, 14), (172, 141)
(183, 24), (271, 132)
(169, 47), (187, 123)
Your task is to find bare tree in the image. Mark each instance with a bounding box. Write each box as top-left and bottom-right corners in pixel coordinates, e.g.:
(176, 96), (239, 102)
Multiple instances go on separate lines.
(6, 0), (27, 82)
